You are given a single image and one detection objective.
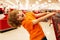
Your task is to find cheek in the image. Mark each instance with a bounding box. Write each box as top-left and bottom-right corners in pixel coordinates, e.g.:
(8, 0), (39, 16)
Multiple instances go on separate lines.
(19, 16), (22, 19)
(19, 16), (24, 20)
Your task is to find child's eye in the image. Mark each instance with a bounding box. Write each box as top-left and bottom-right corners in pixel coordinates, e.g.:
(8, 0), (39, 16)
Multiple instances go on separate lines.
(22, 14), (24, 17)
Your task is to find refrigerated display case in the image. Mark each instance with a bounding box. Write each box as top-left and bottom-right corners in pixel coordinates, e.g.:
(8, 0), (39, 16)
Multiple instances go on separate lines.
(52, 13), (60, 40)
(0, 14), (16, 33)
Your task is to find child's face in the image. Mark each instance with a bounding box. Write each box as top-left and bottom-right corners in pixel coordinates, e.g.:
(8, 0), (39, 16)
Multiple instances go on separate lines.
(17, 11), (25, 21)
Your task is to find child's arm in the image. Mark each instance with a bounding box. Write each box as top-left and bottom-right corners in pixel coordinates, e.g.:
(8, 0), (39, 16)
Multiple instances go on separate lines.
(34, 13), (47, 18)
(32, 12), (56, 24)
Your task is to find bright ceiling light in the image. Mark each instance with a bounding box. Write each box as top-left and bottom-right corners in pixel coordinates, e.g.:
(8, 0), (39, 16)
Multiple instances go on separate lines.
(30, 1), (40, 10)
(48, 0), (51, 2)
(5, 0), (18, 9)
(35, 1), (39, 4)
(19, 3), (25, 10)
(0, 1), (11, 7)
(58, 0), (60, 2)
(15, 0), (19, 4)
(25, 0), (29, 10)
(6, 0), (16, 6)
(38, 0), (42, 1)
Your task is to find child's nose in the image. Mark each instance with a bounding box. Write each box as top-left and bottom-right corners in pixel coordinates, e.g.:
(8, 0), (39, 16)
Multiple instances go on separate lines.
(22, 14), (24, 17)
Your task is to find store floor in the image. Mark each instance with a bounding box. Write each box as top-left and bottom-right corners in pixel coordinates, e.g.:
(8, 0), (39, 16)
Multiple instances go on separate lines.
(0, 21), (56, 40)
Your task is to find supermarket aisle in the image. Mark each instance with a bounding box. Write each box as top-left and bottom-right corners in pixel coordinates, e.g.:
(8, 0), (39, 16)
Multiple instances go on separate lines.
(0, 21), (56, 40)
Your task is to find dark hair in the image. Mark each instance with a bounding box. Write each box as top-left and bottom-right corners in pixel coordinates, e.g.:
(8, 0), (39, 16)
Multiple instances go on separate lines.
(8, 10), (21, 28)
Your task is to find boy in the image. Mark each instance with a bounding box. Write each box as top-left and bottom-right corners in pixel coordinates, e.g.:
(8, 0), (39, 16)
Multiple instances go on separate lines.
(8, 10), (56, 40)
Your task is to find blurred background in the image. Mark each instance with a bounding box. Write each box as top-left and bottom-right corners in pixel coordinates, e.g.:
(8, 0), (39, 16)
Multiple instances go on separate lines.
(0, 0), (60, 40)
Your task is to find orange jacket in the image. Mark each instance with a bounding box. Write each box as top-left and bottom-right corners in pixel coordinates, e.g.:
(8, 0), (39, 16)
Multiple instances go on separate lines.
(22, 12), (45, 40)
